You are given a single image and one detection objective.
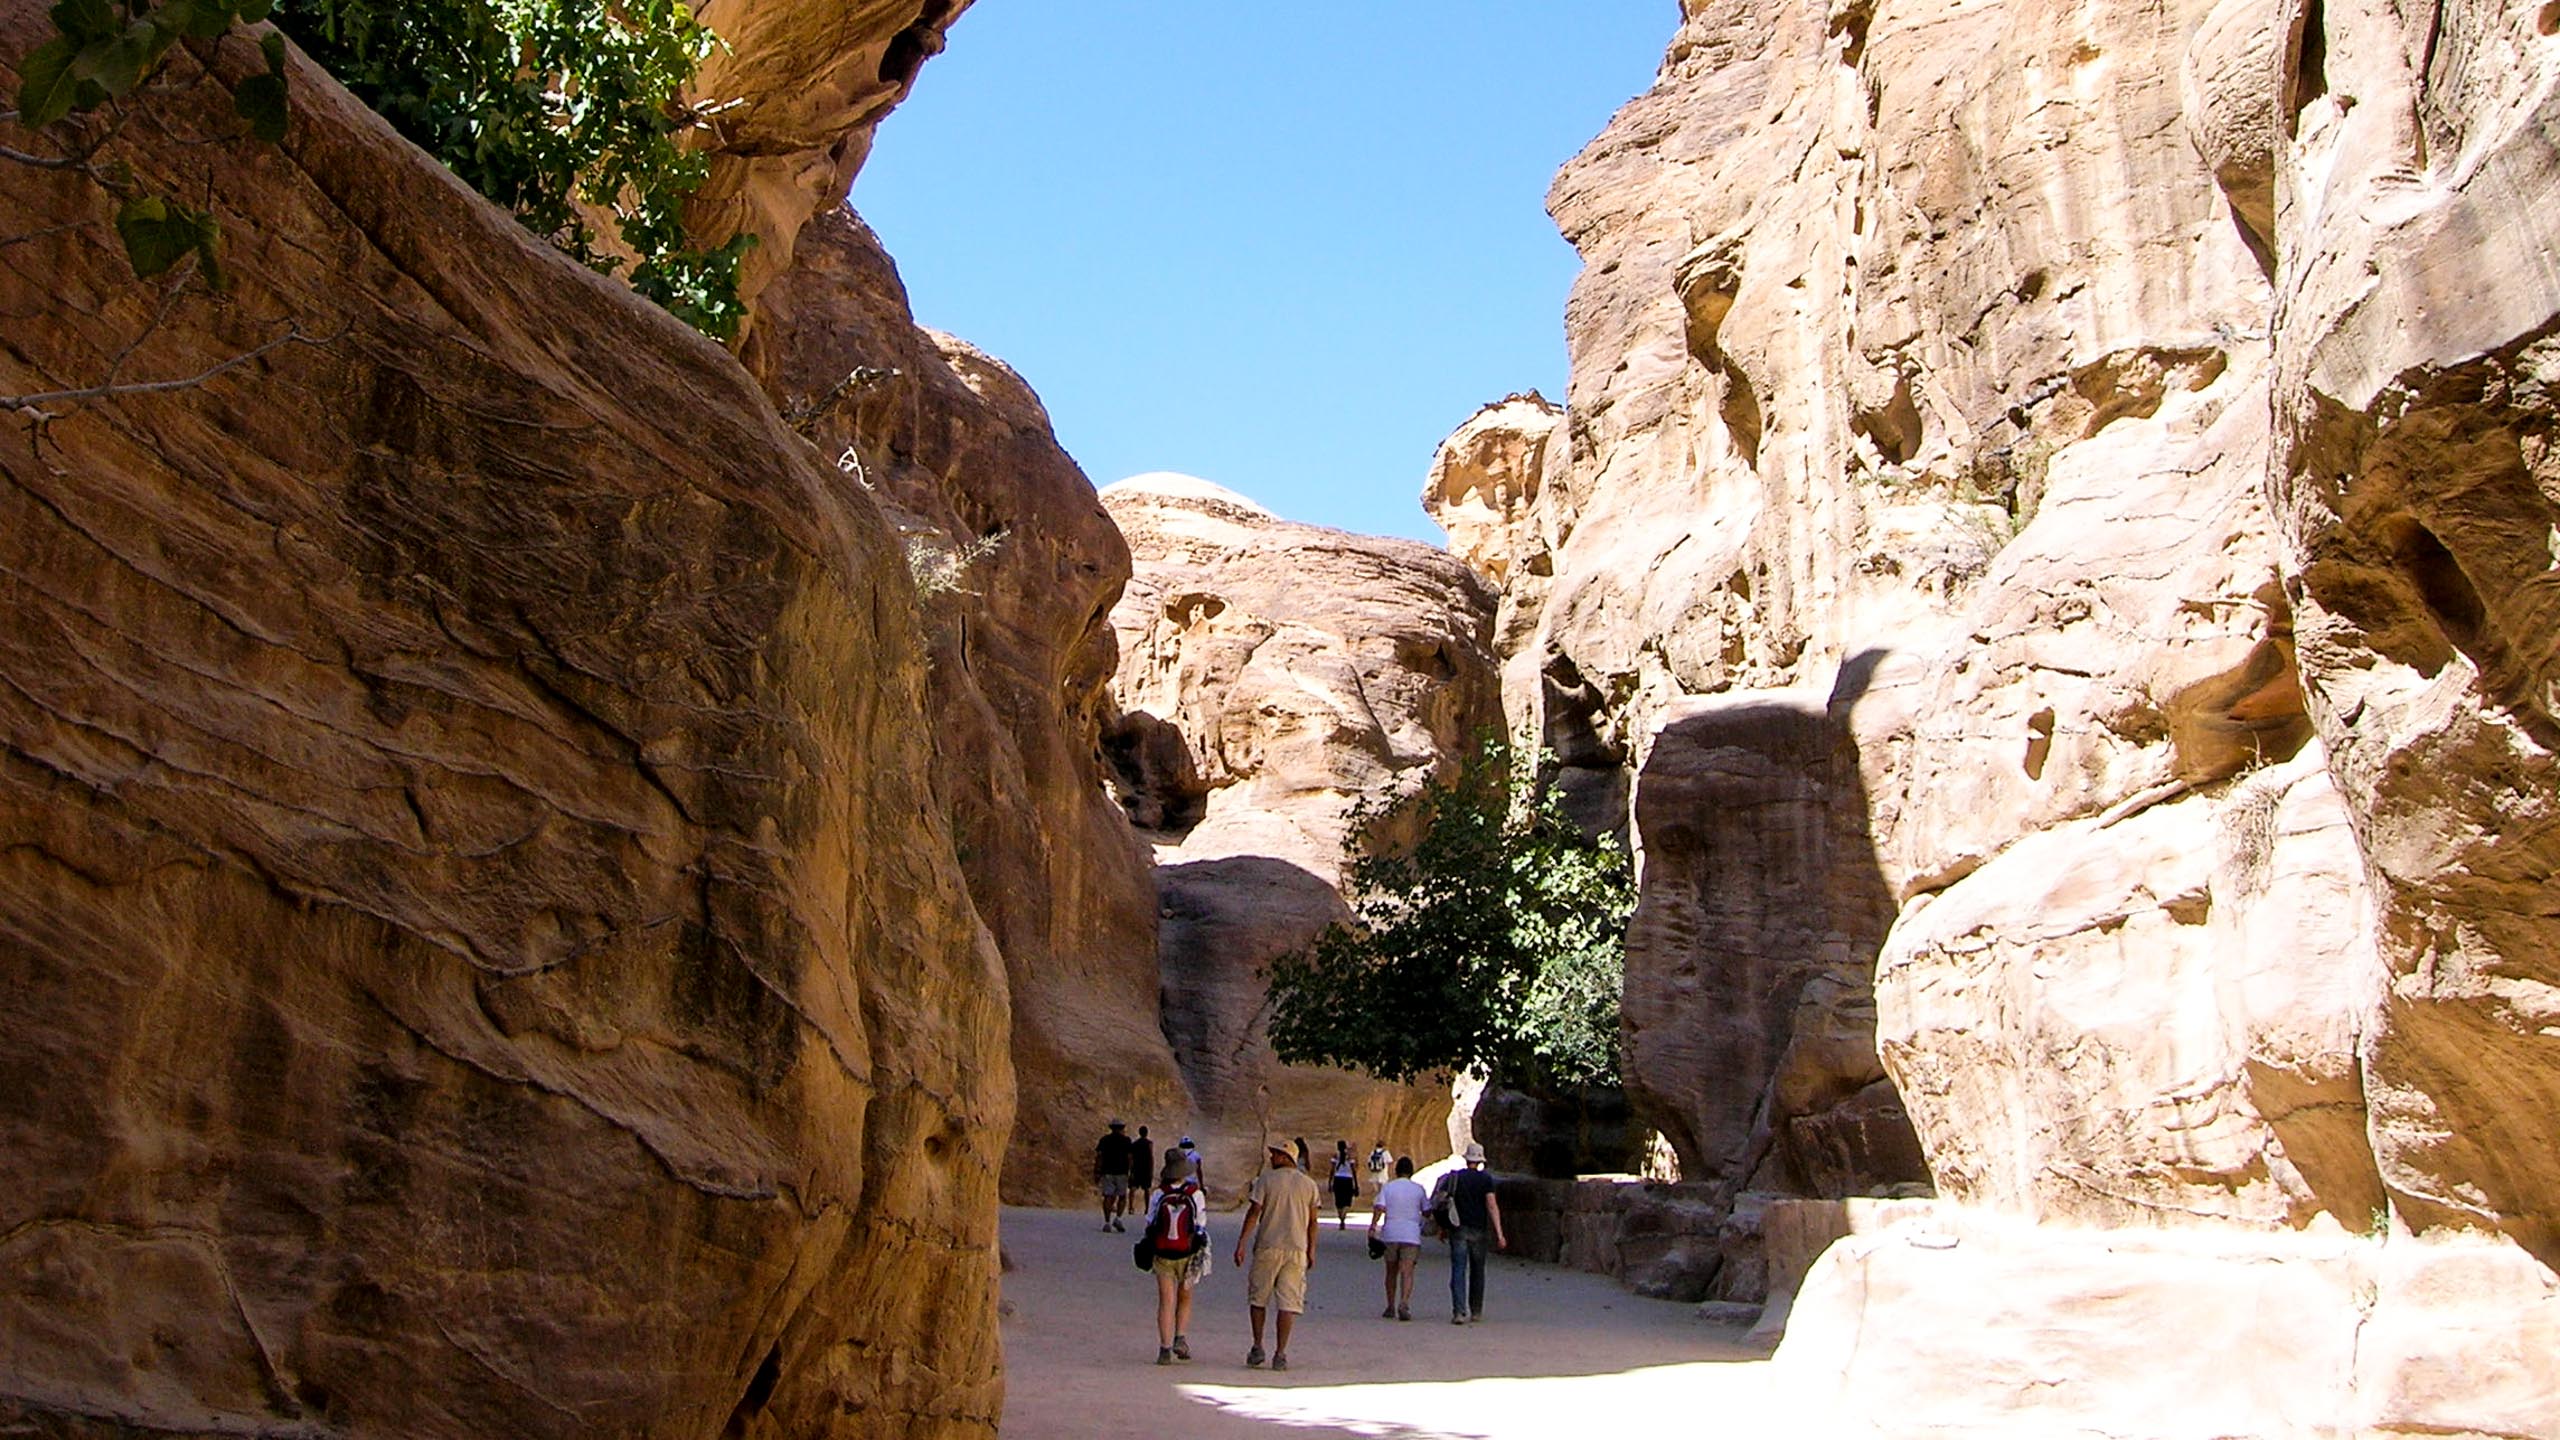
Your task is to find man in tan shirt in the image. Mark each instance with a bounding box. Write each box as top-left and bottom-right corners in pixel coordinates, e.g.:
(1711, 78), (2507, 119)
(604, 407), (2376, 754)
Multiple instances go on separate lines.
(1232, 1138), (1322, 1370)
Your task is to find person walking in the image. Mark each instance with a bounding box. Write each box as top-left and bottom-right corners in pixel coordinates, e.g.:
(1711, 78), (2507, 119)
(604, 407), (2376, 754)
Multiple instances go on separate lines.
(1368, 1155), (1426, 1320)
(1433, 1142), (1507, 1323)
(1127, 1125), (1156, 1200)
(1366, 1138), (1390, 1193)
(1328, 1140), (1358, 1226)
(1094, 1119), (1134, 1232)
(1175, 1135), (1205, 1191)
(1293, 1136), (1311, 1172)
(1232, 1138), (1321, 1371)
(1140, 1149), (1209, 1365)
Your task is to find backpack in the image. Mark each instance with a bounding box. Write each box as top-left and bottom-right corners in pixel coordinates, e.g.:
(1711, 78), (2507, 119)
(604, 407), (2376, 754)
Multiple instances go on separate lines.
(1147, 1183), (1203, 1257)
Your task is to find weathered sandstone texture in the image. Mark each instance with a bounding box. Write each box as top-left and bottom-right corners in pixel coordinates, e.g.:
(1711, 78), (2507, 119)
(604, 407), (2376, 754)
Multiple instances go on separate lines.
(1447, 0), (2560, 1422)
(748, 209), (1180, 1207)
(1, 13), (1004, 1438)
(1101, 476), (1501, 1198)
(690, 0), (971, 319)
(2271, 0), (2560, 1276)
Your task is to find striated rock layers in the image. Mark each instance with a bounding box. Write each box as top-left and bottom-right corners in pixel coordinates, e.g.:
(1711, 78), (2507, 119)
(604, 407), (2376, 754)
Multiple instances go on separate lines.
(747, 209), (1180, 1208)
(0, 11), (1005, 1439)
(1101, 476), (1501, 1200)
(1445, 0), (2560, 1427)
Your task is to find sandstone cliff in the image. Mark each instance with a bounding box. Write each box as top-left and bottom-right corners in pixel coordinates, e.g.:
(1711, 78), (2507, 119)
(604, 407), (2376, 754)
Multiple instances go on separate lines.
(1101, 476), (1501, 1199)
(1445, 0), (2560, 1426)
(747, 210), (1182, 1208)
(0, 9), (1005, 1437)
(691, 0), (971, 320)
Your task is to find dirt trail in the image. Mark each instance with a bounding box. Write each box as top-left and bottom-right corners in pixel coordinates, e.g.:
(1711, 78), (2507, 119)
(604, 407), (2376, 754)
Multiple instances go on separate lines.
(996, 1204), (1777, 1438)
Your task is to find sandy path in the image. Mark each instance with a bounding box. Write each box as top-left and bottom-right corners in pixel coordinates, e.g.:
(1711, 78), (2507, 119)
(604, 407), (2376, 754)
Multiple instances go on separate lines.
(996, 1205), (1776, 1438)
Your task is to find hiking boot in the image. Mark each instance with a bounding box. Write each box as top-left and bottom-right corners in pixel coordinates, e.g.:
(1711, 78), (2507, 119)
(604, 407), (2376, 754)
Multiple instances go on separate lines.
(1156, 1347), (1173, 1366)
(1246, 1345), (1266, 1368)
(1397, 1306), (1411, 1321)
(1470, 1311), (1484, 1323)
(1381, 1305), (1396, 1318)
(1271, 1354), (1289, 1372)
(1451, 1313), (1467, 1325)
(1171, 1335), (1190, 1361)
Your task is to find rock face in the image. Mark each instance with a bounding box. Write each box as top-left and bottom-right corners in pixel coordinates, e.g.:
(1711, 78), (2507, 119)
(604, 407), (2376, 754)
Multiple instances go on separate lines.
(1622, 683), (1926, 1215)
(690, 0), (972, 319)
(1442, 0), (2560, 1423)
(1101, 476), (1501, 1198)
(2271, 0), (2560, 1276)
(747, 209), (1181, 1208)
(0, 12), (1004, 1438)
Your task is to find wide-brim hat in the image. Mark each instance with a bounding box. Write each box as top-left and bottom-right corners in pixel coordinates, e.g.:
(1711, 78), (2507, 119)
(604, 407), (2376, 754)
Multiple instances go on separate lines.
(1463, 1142), (1487, 1163)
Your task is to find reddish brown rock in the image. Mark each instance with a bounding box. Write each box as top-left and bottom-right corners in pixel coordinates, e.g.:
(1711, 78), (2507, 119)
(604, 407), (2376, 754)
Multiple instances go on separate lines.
(0, 16), (1002, 1438)
(1101, 476), (1502, 1198)
(748, 208), (1183, 1207)
(690, 0), (973, 319)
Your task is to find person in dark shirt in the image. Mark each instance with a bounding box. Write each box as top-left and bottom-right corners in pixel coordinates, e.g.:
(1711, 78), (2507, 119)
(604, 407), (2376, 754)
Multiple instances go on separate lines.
(1432, 1143), (1507, 1323)
(1095, 1120), (1135, 1232)
(1127, 1125), (1156, 1197)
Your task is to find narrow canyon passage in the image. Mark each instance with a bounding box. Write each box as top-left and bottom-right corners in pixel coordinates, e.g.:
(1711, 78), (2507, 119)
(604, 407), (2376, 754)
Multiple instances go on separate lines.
(995, 1206), (1773, 1437)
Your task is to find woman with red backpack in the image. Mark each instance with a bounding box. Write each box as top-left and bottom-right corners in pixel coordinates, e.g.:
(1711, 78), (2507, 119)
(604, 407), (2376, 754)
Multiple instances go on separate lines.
(1141, 1148), (1211, 1365)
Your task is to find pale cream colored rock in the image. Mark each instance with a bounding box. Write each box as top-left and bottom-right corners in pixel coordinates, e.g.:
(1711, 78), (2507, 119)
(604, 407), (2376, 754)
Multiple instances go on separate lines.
(1100, 475), (1503, 1203)
(2271, 0), (2560, 1270)
(1770, 1209), (2560, 1439)
(1879, 750), (2380, 1229)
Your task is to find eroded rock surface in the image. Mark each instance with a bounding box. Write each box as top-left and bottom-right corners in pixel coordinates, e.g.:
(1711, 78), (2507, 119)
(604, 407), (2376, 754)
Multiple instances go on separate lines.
(1444, 0), (2560, 1424)
(691, 0), (971, 318)
(1101, 476), (1501, 1197)
(0, 13), (1003, 1438)
(2272, 0), (2560, 1275)
(748, 209), (1181, 1207)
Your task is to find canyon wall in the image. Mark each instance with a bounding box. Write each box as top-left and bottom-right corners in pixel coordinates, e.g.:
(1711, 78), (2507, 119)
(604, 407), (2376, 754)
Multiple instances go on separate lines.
(1445, 0), (2560, 1426)
(0, 7), (1007, 1437)
(747, 210), (1184, 1208)
(1101, 476), (1497, 1200)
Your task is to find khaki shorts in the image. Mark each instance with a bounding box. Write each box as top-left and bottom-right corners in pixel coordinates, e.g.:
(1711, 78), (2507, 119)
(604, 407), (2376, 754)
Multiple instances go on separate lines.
(1247, 1245), (1308, 1314)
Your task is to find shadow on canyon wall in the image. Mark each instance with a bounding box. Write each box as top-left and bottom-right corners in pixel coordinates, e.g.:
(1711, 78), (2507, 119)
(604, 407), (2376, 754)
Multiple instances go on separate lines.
(1623, 649), (1928, 1203)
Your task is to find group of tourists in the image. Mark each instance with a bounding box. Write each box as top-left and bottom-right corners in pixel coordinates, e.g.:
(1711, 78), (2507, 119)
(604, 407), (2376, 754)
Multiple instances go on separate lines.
(1091, 1120), (1204, 1233)
(1098, 1120), (1507, 1370)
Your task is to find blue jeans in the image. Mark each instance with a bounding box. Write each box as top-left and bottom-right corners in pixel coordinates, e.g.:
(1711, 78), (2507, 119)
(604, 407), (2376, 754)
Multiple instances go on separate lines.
(1447, 1226), (1489, 1317)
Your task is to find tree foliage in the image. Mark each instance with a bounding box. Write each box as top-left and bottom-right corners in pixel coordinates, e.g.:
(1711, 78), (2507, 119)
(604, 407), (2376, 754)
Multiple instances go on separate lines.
(1264, 735), (1635, 1089)
(12, 0), (747, 338)
(273, 0), (749, 338)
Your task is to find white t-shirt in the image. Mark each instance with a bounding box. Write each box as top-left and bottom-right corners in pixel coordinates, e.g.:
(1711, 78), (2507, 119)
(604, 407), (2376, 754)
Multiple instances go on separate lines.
(1374, 1177), (1428, 1245)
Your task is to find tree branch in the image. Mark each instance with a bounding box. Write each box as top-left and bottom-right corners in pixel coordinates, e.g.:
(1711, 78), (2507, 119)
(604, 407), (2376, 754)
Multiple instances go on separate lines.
(3, 320), (338, 421)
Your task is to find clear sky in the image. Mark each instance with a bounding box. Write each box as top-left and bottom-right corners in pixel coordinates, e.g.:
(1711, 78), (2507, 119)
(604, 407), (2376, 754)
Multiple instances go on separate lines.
(850, 2), (1676, 544)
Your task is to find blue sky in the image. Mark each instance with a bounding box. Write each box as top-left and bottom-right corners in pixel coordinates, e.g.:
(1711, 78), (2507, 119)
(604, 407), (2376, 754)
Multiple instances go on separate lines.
(851, 3), (1675, 544)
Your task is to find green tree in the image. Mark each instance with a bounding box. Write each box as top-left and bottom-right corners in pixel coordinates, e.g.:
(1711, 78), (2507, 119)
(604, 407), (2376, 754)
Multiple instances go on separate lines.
(11, 0), (748, 338)
(1265, 735), (1635, 1088)
(274, 0), (751, 339)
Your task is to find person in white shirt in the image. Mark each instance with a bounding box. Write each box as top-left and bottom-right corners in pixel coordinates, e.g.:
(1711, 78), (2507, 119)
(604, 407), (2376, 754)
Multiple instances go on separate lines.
(1366, 1155), (1428, 1321)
